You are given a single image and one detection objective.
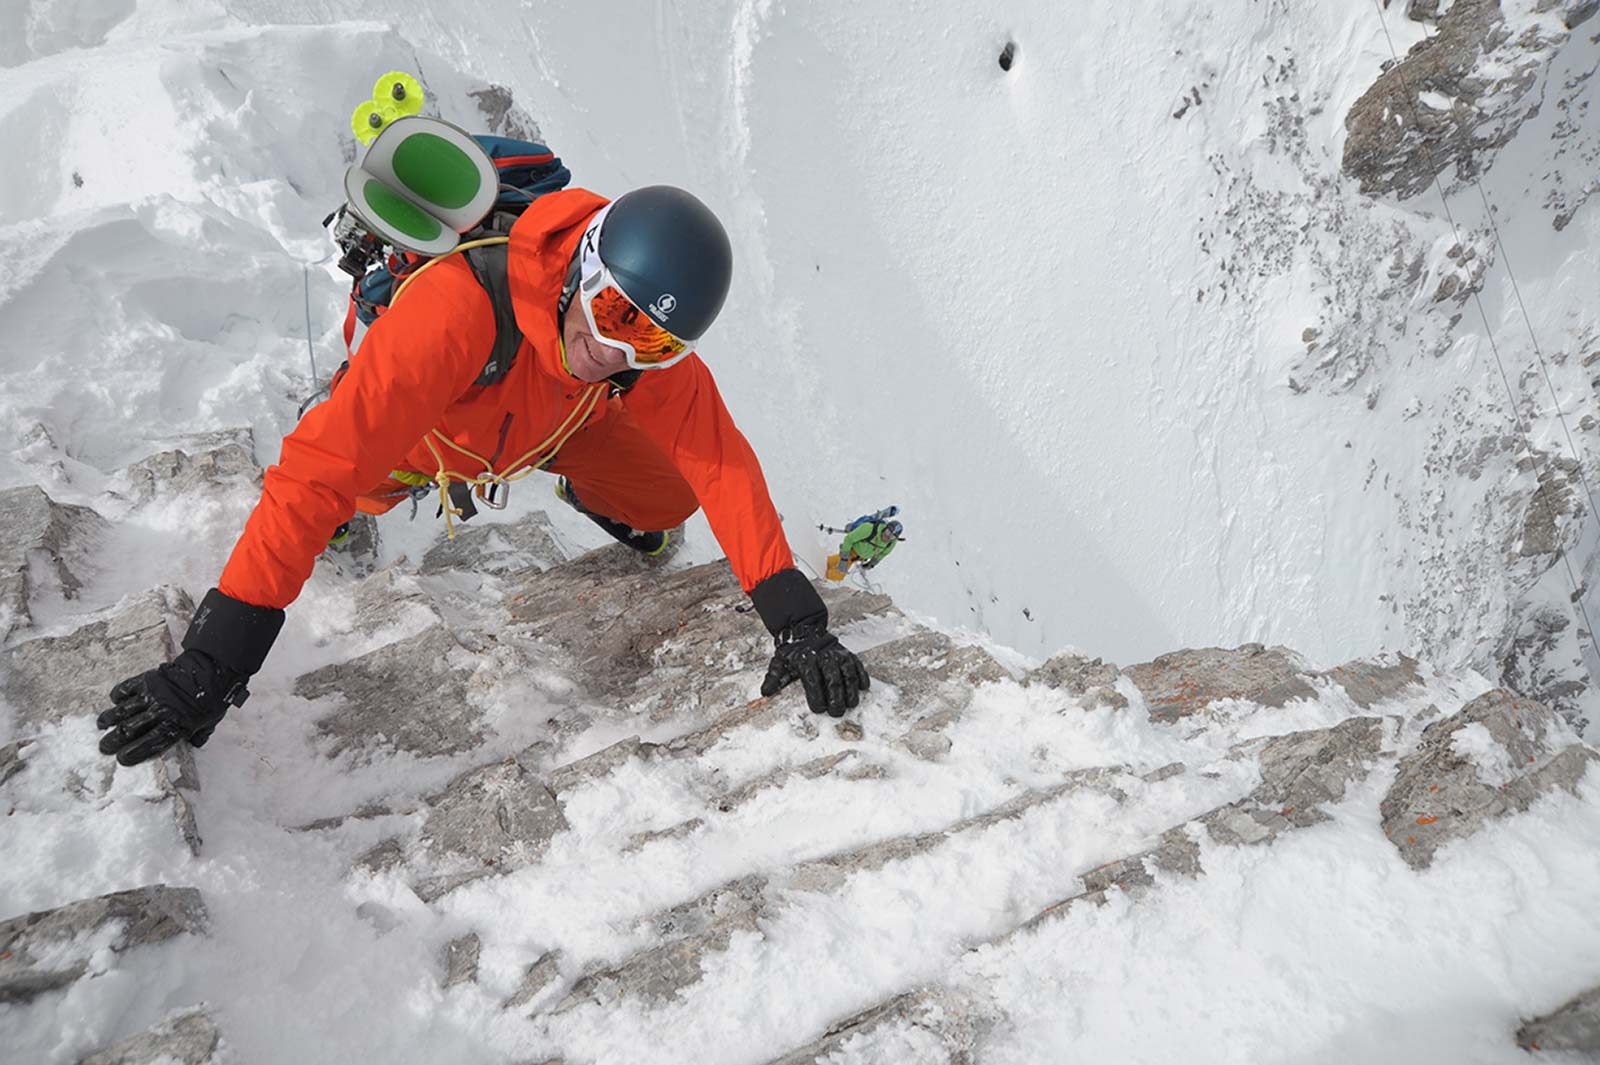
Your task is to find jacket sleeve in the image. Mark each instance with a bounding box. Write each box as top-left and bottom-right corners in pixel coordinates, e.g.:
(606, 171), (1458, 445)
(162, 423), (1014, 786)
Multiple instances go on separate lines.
(622, 356), (795, 593)
(217, 260), (497, 609)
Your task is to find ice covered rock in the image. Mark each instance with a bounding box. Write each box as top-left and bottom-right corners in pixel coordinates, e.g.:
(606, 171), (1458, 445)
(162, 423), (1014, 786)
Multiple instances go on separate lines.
(1123, 643), (1317, 722)
(78, 1006), (223, 1065)
(1517, 984), (1600, 1054)
(1380, 689), (1599, 869)
(120, 429), (260, 502)
(0, 885), (206, 1004)
(1343, 0), (1598, 199)
(3, 585), (192, 731)
(0, 484), (108, 636)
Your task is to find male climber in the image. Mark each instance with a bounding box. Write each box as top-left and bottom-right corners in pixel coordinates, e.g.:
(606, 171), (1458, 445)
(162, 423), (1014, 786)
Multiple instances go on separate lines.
(96, 185), (870, 767)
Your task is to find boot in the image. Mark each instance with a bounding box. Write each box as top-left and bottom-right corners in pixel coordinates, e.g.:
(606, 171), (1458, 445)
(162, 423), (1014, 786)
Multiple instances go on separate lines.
(555, 477), (670, 556)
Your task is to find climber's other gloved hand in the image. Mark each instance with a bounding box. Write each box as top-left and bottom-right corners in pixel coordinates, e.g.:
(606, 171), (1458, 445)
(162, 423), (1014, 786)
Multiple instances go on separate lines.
(751, 567), (870, 717)
(98, 650), (247, 765)
(760, 619), (870, 717)
(96, 587), (285, 766)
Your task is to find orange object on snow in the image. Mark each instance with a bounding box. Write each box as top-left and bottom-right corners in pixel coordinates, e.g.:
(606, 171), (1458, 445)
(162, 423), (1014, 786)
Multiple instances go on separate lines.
(217, 189), (793, 610)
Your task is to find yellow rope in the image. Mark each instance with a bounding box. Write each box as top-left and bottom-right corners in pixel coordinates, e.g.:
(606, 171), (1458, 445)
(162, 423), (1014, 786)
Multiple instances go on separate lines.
(391, 237), (511, 303)
(385, 234), (608, 538)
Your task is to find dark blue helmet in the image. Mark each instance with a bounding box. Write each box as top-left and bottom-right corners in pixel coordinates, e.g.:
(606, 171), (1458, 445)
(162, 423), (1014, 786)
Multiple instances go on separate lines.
(598, 185), (732, 342)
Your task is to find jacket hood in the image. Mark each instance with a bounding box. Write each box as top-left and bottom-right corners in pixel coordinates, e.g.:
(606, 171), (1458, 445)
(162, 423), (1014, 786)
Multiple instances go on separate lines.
(507, 188), (610, 383)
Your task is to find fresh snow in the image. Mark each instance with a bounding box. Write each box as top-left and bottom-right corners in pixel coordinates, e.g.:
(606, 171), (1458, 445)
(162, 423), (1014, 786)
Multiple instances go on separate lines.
(3, 0), (1600, 1062)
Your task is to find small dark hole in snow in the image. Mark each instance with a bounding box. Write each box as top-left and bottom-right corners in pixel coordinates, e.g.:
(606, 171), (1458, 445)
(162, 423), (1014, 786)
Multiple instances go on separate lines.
(999, 42), (1017, 71)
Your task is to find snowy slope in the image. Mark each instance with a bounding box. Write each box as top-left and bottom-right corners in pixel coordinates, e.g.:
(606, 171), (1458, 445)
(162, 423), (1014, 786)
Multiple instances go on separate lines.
(3, 0), (1600, 1062)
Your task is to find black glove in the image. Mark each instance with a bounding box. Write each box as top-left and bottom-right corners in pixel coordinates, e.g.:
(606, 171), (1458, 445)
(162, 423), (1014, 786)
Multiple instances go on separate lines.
(96, 587), (285, 765)
(98, 650), (248, 765)
(751, 568), (870, 717)
(760, 619), (870, 717)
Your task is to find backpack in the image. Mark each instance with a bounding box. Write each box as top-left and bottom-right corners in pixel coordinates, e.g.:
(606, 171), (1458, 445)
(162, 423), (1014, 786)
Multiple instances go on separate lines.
(334, 132), (572, 386)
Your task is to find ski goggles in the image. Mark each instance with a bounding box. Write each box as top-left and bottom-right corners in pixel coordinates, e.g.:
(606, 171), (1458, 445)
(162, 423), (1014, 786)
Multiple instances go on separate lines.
(575, 206), (692, 370)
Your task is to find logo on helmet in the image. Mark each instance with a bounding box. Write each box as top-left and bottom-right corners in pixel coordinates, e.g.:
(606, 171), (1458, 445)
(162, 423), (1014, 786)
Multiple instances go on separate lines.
(651, 293), (677, 321)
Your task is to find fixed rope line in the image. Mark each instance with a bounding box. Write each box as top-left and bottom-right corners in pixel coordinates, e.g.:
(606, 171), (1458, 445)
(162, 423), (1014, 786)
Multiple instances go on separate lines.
(302, 263), (319, 386)
(1366, 0), (1600, 671)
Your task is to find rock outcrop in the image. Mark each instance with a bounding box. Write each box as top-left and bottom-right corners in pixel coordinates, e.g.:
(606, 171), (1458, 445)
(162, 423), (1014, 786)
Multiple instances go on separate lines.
(1380, 688), (1598, 868)
(0, 484), (108, 636)
(1343, 0), (1598, 199)
(1518, 984), (1600, 1054)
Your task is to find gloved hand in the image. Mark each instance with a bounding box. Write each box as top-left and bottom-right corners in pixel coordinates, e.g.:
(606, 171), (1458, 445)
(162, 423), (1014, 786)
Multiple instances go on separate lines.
(97, 649), (248, 765)
(94, 587), (285, 766)
(760, 619), (870, 717)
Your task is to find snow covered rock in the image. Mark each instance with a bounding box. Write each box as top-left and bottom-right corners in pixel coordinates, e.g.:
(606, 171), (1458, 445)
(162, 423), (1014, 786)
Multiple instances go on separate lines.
(1026, 651), (1119, 692)
(119, 430), (260, 502)
(1319, 652), (1425, 708)
(0, 485), (107, 636)
(78, 1006), (223, 1065)
(762, 988), (981, 1065)
(3, 586), (192, 732)
(419, 511), (566, 576)
(1517, 984), (1600, 1054)
(1380, 688), (1599, 868)
(0, 885), (206, 1005)
(1343, 0), (1598, 199)
(554, 875), (769, 1012)
(1012, 716), (1385, 931)
(355, 757), (568, 903)
(863, 630), (1011, 722)
(442, 932), (481, 989)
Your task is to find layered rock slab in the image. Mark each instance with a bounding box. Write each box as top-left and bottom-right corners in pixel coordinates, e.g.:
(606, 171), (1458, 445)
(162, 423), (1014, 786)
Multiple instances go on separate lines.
(1122, 645), (1425, 722)
(296, 625), (489, 760)
(502, 554), (894, 720)
(356, 758), (568, 903)
(3, 586), (192, 732)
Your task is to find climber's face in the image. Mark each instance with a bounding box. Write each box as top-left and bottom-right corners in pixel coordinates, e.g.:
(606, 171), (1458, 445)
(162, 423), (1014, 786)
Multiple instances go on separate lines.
(562, 303), (630, 382)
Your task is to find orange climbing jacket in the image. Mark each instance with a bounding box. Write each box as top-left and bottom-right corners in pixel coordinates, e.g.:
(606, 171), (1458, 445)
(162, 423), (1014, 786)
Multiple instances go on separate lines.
(216, 188), (794, 610)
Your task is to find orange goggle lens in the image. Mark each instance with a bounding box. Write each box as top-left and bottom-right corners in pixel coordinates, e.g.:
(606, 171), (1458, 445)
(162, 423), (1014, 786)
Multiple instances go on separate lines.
(588, 284), (689, 365)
